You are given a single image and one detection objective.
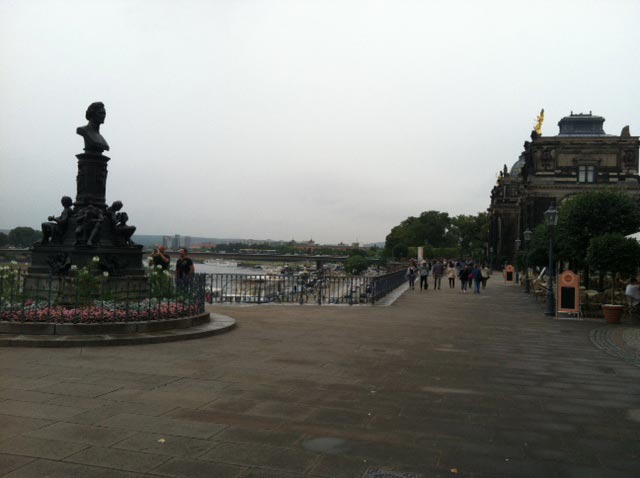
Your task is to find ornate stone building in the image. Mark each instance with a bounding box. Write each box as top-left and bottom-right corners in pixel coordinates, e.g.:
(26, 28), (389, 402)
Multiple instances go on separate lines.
(488, 112), (640, 266)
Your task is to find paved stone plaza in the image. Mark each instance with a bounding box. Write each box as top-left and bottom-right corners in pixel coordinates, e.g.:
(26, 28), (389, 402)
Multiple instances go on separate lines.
(1, 281), (639, 477)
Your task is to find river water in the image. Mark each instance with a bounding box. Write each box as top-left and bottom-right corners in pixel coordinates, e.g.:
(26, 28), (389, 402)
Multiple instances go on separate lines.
(195, 262), (283, 275)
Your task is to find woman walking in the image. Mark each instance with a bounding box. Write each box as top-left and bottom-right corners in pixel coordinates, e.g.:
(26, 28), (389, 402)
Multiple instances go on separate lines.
(447, 261), (456, 288)
(406, 264), (417, 290)
(481, 264), (490, 289)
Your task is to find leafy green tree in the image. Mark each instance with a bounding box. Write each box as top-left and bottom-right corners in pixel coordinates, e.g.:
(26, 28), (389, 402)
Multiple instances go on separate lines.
(391, 243), (408, 259)
(8, 227), (41, 247)
(556, 190), (640, 269)
(344, 255), (369, 275)
(586, 233), (640, 303)
(525, 224), (551, 269)
(383, 210), (489, 260)
(383, 210), (454, 257)
(347, 248), (367, 257)
(0, 232), (8, 247)
(450, 213), (489, 259)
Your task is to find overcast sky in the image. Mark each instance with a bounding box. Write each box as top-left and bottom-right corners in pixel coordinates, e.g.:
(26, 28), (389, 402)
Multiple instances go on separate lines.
(1, 0), (639, 244)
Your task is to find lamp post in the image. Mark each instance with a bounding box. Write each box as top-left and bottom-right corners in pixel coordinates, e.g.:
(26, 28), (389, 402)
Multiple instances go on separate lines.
(523, 228), (532, 293)
(544, 204), (559, 316)
(514, 239), (521, 283)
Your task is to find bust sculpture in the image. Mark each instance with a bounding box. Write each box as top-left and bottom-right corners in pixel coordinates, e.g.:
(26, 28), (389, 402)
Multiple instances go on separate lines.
(76, 102), (110, 153)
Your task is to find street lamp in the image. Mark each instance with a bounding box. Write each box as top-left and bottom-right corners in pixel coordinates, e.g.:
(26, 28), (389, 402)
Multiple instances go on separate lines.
(514, 239), (521, 283)
(544, 203), (559, 316)
(523, 228), (533, 293)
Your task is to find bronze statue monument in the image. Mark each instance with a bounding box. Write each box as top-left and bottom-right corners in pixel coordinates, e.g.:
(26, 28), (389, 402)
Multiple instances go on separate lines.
(29, 103), (144, 276)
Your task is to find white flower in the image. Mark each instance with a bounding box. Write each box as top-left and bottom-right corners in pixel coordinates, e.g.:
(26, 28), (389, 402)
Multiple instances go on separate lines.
(70, 265), (78, 271)
(10, 260), (18, 265)
(103, 271), (109, 277)
(92, 256), (100, 262)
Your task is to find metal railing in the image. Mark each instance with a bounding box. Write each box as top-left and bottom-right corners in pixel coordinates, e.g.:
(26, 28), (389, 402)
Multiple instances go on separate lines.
(203, 269), (406, 305)
(0, 268), (205, 323)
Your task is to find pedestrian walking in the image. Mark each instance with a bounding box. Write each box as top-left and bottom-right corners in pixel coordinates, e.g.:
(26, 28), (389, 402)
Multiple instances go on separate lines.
(447, 261), (456, 288)
(432, 260), (443, 290)
(481, 264), (490, 289)
(459, 263), (470, 293)
(406, 265), (417, 290)
(418, 261), (430, 291)
(472, 263), (482, 294)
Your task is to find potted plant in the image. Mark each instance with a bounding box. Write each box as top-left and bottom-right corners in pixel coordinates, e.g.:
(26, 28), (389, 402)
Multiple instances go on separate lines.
(586, 233), (640, 324)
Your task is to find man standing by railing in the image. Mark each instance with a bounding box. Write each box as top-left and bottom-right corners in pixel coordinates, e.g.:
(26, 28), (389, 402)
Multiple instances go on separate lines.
(151, 245), (171, 271)
(176, 248), (194, 285)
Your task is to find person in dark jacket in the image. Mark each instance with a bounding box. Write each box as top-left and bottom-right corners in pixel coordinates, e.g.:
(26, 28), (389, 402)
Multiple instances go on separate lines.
(459, 264), (470, 293)
(472, 264), (483, 294)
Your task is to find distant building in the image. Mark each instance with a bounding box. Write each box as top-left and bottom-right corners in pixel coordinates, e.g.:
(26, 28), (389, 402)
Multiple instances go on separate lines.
(183, 236), (191, 249)
(170, 235), (181, 250)
(489, 112), (640, 265)
(162, 236), (172, 248)
(193, 243), (217, 250)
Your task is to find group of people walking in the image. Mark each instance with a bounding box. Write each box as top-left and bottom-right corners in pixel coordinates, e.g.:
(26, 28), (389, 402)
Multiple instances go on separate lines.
(406, 260), (490, 294)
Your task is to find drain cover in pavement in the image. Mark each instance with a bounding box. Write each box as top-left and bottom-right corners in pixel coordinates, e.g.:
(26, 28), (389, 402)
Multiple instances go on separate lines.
(363, 468), (422, 478)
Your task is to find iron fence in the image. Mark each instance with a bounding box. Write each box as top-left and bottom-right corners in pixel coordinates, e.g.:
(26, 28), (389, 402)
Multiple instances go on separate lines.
(204, 269), (407, 305)
(0, 268), (205, 323)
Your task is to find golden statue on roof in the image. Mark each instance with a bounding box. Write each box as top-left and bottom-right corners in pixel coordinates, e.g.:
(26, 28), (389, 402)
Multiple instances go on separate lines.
(534, 108), (545, 136)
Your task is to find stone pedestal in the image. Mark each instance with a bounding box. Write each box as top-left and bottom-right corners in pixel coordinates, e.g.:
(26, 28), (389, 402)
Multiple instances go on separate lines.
(30, 243), (145, 276)
(75, 152), (109, 209)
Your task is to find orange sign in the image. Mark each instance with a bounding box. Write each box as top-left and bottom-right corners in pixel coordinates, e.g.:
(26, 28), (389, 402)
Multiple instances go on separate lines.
(557, 270), (580, 314)
(504, 265), (515, 284)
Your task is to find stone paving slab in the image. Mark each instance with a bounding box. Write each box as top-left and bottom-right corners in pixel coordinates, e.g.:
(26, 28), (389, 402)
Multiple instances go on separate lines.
(1, 283), (640, 477)
(0, 435), (89, 460)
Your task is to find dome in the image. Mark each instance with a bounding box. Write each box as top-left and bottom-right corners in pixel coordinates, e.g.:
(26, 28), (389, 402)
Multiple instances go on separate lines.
(510, 154), (526, 177)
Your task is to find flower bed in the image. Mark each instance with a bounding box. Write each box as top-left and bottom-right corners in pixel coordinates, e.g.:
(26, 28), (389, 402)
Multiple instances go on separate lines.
(1, 262), (206, 324)
(1, 299), (202, 323)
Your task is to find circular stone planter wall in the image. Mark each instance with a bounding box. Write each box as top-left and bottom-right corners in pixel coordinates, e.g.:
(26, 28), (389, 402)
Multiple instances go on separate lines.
(0, 312), (235, 347)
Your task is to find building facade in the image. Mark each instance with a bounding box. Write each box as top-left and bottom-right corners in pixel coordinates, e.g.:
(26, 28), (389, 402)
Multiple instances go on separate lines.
(489, 112), (640, 266)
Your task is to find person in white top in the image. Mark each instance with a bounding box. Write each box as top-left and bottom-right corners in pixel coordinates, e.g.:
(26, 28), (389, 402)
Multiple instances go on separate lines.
(625, 279), (640, 306)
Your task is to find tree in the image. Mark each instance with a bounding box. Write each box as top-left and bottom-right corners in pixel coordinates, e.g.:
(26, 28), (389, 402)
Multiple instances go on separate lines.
(586, 234), (640, 303)
(8, 227), (41, 247)
(383, 210), (490, 260)
(556, 190), (640, 269)
(383, 210), (455, 258)
(0, 232), (8, 247)
(344, 255), (369, 275)
(450, 213), (489, 259)
(525, 224), (551, 269)
(391, 243), (408, 260)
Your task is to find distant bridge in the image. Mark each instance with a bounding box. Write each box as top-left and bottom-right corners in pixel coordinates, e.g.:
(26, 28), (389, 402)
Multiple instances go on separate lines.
(0, 248), (380, 266)
(161, 251), (356, 264)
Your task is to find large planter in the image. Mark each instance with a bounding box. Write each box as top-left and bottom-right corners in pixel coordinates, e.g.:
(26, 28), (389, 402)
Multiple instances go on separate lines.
(602, 304), (624, 324)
